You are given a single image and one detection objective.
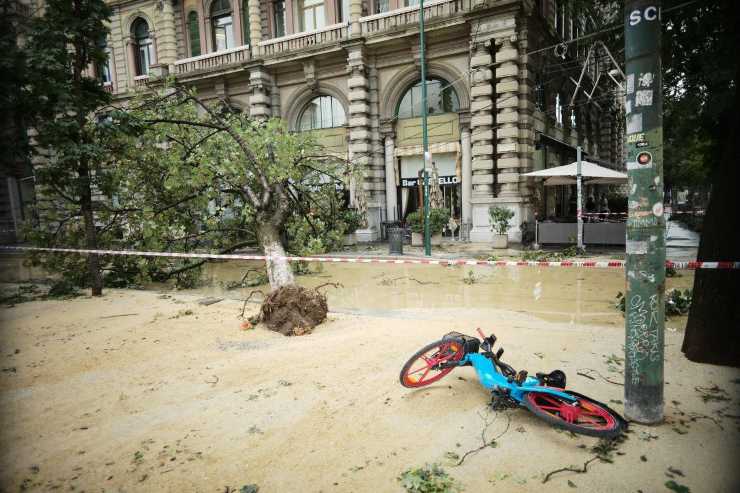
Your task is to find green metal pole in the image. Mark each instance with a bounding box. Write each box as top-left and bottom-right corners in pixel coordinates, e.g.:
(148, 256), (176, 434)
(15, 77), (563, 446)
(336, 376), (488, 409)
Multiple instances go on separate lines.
(624, 0), (664, 424)
(419, 0), (431, 256)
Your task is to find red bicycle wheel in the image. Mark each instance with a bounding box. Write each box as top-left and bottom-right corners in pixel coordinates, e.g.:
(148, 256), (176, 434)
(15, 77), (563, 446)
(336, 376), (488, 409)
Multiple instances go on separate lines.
(399, 339), (464, 388)
(523, 390), (624, 437)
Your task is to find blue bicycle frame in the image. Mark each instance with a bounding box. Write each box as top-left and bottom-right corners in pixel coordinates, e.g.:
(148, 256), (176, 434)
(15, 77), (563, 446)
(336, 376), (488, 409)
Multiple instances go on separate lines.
(460, 352), (578, 404)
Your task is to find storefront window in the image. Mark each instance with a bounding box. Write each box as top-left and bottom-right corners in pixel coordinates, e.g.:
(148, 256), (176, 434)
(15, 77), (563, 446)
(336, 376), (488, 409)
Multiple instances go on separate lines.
(298, 96), (346, 130)
(211, 0), (234, 51)
(396, 78), (460, 119)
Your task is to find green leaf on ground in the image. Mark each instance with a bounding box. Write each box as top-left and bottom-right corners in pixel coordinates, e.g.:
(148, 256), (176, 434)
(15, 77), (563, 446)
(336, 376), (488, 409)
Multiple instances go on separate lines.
(665, 480), (691, 493)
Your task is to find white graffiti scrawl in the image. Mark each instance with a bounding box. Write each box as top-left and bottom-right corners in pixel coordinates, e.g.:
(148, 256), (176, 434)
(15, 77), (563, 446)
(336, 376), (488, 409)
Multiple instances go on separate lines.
(635, 89), (654, 107)
(626, 293), (661, 384)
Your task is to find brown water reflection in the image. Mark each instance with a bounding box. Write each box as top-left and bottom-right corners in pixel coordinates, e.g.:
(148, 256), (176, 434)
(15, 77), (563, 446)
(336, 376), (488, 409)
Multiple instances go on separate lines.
(191, 261), (694, 326)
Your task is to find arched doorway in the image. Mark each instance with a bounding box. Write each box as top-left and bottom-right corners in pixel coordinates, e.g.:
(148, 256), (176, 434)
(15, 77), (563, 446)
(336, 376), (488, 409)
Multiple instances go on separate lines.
(390, 78), (465, 236)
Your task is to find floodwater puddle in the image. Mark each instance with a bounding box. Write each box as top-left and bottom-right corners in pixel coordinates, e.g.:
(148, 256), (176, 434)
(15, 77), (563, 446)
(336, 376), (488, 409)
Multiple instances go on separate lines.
(191, 261), (695, 326)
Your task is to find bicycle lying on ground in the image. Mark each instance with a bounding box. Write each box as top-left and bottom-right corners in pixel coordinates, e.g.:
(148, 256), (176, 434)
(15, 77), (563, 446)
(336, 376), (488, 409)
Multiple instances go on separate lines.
(400, 329), (626, 437)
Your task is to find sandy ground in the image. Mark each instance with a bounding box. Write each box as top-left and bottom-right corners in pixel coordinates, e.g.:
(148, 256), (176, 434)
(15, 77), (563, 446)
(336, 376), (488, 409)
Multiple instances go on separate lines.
(1, 289), (739, 493)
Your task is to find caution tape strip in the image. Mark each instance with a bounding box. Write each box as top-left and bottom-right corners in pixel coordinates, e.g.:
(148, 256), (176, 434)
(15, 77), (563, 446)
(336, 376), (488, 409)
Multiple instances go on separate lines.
(1, 245), (738, 270)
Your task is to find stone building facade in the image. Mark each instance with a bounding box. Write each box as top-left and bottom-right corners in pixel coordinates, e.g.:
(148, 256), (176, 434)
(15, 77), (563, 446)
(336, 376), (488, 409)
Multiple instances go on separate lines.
(88, 0), (624, 242)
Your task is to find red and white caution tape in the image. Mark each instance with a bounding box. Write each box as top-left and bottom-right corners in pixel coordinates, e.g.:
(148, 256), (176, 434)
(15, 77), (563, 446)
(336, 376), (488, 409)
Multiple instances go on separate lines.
(1, 245), (738, 270)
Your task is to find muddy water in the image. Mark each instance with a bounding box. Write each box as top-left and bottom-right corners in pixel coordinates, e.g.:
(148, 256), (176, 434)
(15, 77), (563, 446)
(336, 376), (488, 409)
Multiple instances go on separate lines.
(190, 260), (695, 326)
(0, 252), (695, 326)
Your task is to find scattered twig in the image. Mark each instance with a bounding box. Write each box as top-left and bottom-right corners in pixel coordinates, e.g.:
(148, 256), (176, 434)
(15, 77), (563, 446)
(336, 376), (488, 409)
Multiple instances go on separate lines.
(456, 409), (511, 466)
(576, 368), (624, 386)
(240, 290), (266, 318)
(205, 375), (219, 386)
(687, 413), (724, 430)
(99, 313), (139, 319)
(542, 457), (601, 483)
(314, 282), (344, 292)
(379, 276), (440, 286)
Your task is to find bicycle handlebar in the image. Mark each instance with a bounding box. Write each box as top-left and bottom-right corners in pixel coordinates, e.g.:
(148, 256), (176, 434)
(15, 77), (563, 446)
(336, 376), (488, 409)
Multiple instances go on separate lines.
(476, 328), (486, 340)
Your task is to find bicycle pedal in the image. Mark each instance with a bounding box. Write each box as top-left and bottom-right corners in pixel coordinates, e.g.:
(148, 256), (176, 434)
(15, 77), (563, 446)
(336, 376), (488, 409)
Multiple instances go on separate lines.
(514, 370), (528, 385)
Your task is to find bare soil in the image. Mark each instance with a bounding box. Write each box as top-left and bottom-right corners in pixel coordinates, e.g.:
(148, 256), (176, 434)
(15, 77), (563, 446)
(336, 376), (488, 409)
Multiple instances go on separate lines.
(1, 289), (739, 492)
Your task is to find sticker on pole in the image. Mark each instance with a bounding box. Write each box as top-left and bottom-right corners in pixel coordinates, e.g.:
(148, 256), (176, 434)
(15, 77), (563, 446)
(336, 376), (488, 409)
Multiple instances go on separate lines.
(637, 151), (652, 165)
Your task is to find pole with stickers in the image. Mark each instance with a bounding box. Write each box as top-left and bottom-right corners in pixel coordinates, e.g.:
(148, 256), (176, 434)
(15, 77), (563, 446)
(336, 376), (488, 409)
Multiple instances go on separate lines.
(624, 0), (665, 424)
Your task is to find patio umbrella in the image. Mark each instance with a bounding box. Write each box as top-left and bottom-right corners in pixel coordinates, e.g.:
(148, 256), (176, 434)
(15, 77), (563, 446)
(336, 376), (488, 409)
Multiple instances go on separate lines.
(522, 161), (627, 185)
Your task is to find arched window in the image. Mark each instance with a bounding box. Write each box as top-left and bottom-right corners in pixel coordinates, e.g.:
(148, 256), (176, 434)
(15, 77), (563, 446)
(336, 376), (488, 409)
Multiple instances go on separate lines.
(298, 96), (346, 130)
(396, 78), (460, 119)
(211, 0), (234, 51)
(132, 18), (153, 76)
(188, 11), (201, 57)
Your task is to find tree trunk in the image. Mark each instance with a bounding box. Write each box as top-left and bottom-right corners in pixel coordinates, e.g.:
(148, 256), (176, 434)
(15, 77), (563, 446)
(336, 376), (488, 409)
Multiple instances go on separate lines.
(258, 221), (294, 290)
(681, 85), (740, 367)
(79, 164), (103, 296)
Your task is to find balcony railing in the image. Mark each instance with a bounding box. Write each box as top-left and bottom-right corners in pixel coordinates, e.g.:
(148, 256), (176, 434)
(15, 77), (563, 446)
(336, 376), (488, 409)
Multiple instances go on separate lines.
(360, 0), (471, 36)
(174, 45), (251, 76)
(133, 75), (149, 88)
(257, 22), (349, 57)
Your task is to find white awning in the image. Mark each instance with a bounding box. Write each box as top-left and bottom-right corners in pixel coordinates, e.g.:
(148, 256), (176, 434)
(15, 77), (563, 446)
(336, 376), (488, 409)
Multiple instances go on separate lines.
(523, 161), (627, 185)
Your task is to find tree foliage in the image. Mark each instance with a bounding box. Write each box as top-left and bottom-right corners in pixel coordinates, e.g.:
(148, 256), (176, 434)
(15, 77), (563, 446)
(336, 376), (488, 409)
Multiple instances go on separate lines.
(24, 0), (113, 295)
(109, 86), (353, 288)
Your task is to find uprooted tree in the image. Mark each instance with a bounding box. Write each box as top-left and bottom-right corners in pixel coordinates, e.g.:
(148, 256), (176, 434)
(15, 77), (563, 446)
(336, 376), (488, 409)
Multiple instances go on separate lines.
(112, 85), (355, 333)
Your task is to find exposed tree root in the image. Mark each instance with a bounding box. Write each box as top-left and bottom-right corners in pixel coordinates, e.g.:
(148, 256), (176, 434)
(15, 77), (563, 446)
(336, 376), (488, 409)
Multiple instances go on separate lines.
(314, 282), (343, 292)
(240, 289), (265, 318)
(258, 284), (327, 336)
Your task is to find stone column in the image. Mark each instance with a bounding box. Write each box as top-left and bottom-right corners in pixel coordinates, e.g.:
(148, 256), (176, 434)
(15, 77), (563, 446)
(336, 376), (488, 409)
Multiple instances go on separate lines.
(368, 64), (385, 222)
(468, 40), (495, 242)
(248, 66), (272, 119)
(350, 0), (362, 35)
(157, 0), (178, 69)
(495, 35), (520, 198)
(347, 43), (377, 241)
(383, 132), (398, 221)
(461, 122), (472, 227)
(248, 0), (262, 47)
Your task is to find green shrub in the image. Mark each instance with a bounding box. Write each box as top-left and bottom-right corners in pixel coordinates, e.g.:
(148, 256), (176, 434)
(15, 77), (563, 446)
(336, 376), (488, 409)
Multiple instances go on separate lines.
(406, 208), (449, 234)
(488, 206), (514, 235)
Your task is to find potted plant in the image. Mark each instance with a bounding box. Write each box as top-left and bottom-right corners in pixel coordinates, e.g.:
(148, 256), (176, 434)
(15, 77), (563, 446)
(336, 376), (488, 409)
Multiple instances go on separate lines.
(406, 208), (448, 246)
(341, 209), (364, 246)
(489, 206), (514, 248)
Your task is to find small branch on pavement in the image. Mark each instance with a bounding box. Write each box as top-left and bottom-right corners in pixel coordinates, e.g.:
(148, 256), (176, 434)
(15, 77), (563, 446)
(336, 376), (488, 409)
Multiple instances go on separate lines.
(576, 368), (624, 386)
(456, 409), (511, 466)
(542, 456), (601, 483)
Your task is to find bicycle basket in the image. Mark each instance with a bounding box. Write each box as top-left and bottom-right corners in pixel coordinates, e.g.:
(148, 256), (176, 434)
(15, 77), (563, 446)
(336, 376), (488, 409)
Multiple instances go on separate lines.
(443, 332), (480, 354)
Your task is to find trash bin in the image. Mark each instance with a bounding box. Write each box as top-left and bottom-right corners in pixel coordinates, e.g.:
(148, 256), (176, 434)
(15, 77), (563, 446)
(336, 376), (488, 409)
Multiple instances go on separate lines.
(388, 227), (404, 255)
